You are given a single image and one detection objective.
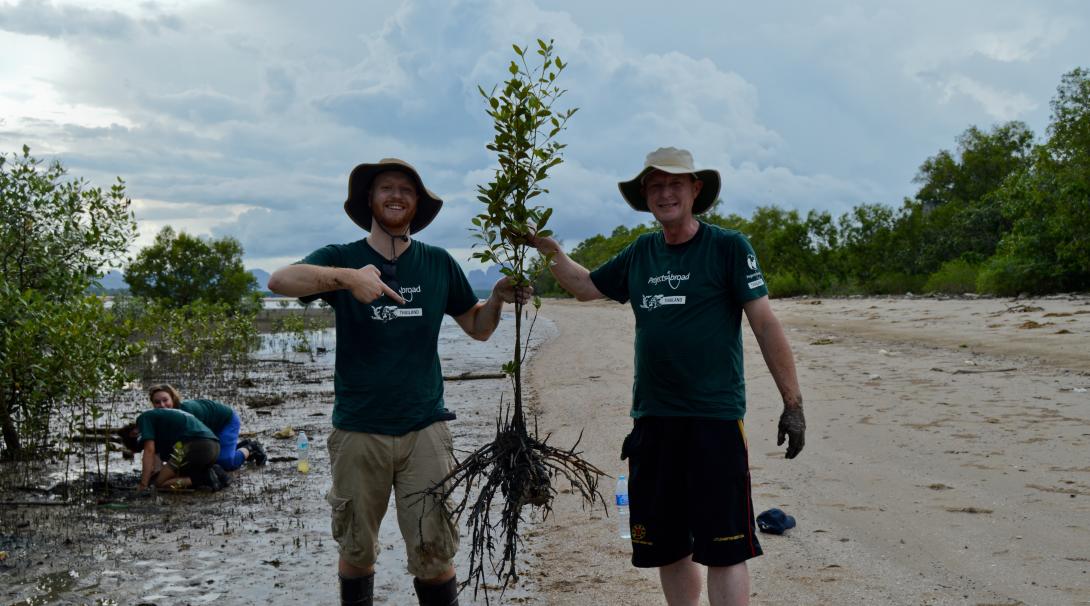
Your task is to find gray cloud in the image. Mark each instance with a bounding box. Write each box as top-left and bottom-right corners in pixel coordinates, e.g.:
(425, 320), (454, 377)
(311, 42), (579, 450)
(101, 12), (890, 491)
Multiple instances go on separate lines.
(138, 89), (250, 124)
(0, 0), (181, 39)
(262, 66), (297, 114)
(2, 0), (1087, 272)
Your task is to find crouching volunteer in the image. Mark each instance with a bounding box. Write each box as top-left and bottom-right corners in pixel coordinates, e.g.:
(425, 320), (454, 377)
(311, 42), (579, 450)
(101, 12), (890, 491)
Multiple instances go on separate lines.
(147, 384), (267, 469)
(119, 407), (228, 491)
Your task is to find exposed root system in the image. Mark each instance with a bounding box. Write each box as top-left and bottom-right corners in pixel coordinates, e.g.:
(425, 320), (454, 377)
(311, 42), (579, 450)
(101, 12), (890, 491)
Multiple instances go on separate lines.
(425, 405), (606, 600)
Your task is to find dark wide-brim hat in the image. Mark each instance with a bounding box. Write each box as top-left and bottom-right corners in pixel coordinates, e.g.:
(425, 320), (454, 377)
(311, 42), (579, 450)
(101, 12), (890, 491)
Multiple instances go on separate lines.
(344, 158), (443, 234)
(617, 147), (721, 214)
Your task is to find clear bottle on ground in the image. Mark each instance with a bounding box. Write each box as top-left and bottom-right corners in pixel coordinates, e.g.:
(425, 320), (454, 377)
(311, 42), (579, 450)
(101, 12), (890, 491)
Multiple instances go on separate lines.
(297, 430), (310, 473)
(615, 474), (630, 539)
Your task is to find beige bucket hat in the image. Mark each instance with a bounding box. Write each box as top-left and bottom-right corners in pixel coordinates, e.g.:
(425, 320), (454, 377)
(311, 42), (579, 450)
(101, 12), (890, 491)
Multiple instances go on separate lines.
(617, 147), (721, 214)
(344, 158), (443, 234)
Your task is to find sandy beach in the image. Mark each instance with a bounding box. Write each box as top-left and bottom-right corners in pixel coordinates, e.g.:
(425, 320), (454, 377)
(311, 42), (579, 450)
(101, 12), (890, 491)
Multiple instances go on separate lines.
(521, 295), (1090, 606)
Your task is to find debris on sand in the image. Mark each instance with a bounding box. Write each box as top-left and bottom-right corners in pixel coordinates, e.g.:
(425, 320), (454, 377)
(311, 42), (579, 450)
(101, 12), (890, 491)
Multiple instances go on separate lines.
(272, 426), (295, 439)
(246, 394), (285, 408)
(996, 304), (1044, 315)
(945, 506), (993, 514)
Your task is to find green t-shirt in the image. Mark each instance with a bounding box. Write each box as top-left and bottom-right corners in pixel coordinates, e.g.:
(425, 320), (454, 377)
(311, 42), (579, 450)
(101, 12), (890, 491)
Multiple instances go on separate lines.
(135, 408), (218, 457)
(178, 399), (234, 433)
(590, 222), (769, 420)
(299, 238), (479, 435)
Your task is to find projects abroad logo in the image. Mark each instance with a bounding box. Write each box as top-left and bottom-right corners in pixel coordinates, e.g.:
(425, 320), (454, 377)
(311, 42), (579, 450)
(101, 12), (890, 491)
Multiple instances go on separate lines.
(399, 284), (422, 302)
(747, 254), (759, 272)
(369, 306), (423, 323)
(745, 254), (765, 290)
(639, 294), (686, 311)
(646, 271), (690, 290)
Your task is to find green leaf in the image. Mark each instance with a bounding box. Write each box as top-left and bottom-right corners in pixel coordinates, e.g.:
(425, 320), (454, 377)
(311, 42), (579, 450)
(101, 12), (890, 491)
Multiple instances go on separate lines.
(538, 207), (553, 228)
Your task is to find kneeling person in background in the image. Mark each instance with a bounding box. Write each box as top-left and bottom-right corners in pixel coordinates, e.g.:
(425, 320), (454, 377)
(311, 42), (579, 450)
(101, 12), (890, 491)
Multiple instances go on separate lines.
(119, 408), (228, 491)
(148, 384), (267, 469)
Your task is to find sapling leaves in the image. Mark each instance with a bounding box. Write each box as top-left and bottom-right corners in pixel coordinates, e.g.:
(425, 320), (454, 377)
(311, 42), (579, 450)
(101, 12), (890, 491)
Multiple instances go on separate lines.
(428, 40), (606, 599)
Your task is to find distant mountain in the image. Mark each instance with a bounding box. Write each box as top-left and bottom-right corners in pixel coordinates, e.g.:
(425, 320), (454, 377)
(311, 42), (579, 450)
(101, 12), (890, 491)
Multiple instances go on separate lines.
(97, 270), (127, 290)
(249, 268), (271, 291)
(89, 268), (273, 294)
(467, 265), (504, 291)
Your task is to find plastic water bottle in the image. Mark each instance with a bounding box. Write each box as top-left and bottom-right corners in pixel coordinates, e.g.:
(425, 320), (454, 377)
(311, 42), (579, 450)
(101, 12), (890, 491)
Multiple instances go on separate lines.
(297, 431), (310, 473)
(615, 474), (630, 539)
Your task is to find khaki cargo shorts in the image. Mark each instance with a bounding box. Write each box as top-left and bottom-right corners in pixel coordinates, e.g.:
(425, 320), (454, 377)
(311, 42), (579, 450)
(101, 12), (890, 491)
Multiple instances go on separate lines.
(325, 422), (459, 579)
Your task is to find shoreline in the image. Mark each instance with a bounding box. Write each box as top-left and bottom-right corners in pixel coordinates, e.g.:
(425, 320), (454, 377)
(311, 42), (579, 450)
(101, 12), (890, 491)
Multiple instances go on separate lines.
(2, 296), (1087, 604)
(523, 296), (1089, 605)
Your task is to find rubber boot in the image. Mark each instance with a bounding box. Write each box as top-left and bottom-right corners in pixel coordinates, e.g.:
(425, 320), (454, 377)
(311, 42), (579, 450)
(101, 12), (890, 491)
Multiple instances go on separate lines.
(413, 576), (459, 606)
(339, 573), (374, 606)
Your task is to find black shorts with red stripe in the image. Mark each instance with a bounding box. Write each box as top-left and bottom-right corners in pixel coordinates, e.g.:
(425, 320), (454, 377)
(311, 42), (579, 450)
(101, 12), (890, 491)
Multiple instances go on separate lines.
(621, 416), (763, 568)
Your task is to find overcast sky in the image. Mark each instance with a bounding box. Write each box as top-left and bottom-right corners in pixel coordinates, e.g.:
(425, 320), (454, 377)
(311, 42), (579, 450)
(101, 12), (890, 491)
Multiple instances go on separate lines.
(2, 0), (1087, 271)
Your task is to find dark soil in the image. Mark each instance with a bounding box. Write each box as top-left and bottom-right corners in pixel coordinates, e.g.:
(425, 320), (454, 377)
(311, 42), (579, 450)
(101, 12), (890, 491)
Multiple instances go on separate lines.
(1, 318), (556, 605)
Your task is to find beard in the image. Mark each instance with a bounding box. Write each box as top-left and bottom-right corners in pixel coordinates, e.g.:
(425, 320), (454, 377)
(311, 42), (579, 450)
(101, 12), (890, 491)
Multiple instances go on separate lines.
(371, 203), (416, 233)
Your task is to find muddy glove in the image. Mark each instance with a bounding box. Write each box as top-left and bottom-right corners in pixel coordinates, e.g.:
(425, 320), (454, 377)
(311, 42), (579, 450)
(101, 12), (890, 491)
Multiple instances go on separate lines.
(777, 406), (806, 459)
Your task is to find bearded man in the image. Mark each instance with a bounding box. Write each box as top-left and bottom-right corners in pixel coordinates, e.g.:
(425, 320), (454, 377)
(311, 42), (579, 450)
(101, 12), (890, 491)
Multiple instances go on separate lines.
(269, 158), (526, 606)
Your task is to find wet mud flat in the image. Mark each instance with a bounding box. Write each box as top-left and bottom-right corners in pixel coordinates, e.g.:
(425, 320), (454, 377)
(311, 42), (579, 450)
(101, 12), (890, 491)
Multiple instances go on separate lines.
(1, 313), (557, 605)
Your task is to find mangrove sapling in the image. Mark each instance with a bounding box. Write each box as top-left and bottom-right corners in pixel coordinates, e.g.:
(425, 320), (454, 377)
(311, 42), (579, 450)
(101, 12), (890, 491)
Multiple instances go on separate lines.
(423, 39), (606, 597)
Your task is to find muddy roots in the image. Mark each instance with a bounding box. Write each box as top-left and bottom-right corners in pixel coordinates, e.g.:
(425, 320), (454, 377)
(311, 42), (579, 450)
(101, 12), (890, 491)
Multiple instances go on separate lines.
(424, 408), (606, 600)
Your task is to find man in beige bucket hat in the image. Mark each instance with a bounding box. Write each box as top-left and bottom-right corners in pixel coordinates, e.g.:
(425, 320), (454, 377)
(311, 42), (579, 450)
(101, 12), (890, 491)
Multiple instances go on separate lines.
(532, 147), (805, 606)
(269, 158), (528, 606)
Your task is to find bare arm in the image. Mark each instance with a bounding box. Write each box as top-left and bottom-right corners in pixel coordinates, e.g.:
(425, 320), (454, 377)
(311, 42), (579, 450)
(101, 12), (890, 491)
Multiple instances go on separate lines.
(531, 236), (604, 301)
(268, 263), (404, 304)
(744, 296), (801, 406)
(744, 296), (806, 458)
(139, 441), (157, 490)
(453, 277), (531, 341)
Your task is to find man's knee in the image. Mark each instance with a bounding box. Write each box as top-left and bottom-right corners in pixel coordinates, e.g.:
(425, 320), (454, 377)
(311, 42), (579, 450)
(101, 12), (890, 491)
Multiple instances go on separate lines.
(408, 541), (456, 580)
(416, 565), (455, 585)
(338, 557), (374, 577)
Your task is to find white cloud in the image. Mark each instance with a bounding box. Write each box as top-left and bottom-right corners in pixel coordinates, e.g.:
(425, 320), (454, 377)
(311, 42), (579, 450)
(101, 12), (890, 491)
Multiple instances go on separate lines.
(933, 74), (1038, 121)
(1, 0), (1087, 273)
(723, 162), (883, 218)
(130, 197), (256, 260)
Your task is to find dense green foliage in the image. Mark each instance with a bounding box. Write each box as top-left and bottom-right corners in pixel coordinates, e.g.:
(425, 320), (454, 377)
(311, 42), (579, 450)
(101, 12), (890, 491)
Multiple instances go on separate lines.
(0, 147), (139, 457)
(538, 68), (1090, 298)
(112, 296), (258, 387)
(1, 149), (261, 462)
(978, 68), (1090, 294)
(125, 226), (258, 309)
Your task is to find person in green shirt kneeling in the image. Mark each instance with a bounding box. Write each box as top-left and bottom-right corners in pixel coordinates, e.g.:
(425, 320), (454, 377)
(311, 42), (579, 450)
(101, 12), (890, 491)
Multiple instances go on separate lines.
(118, 408), (228, 492)
(147, 384), (267, 470)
